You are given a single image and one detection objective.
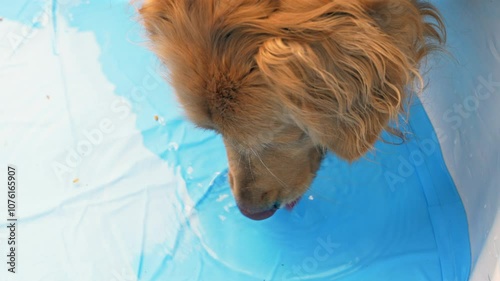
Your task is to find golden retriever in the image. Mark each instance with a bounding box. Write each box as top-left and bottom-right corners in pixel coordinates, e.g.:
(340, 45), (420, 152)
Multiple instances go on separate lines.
(139, 0), (445, 220)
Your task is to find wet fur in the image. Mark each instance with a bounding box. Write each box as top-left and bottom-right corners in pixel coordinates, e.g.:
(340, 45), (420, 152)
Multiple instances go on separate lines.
(139, 0), (445, 219)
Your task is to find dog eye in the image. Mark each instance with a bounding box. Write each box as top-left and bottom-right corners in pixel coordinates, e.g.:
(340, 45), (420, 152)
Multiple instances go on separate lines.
(159, 15), (171, 23)
(320, 11), (352, 19)
(247, 66), (257, 75)
(224, 31), (234, 41)
(298, 131), (308, 141)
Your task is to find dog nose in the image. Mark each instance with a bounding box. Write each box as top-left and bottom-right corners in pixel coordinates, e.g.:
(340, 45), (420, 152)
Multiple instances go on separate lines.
(237, 204), (278, 220)
(227, 171), (280, 220)
(234, 189), (280, 218)
(234, 189), (280, 220)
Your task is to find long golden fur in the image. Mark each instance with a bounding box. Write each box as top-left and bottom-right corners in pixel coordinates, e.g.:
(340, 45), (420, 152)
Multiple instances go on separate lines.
(139, 0), (445, 220)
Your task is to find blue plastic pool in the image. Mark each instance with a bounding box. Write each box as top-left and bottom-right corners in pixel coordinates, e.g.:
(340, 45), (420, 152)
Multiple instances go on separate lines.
(0, 1), (471, 280)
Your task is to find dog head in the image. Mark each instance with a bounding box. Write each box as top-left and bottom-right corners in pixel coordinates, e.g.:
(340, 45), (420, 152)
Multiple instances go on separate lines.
(139, 0), (444, 220)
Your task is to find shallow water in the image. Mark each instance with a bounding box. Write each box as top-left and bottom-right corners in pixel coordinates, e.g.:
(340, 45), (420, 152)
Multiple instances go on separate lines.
(0, 0), (470, 280)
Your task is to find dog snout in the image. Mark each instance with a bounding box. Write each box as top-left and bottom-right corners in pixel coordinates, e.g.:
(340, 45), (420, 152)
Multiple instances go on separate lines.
(236, 191), (280, 220)
(236, 193), (279, 220)
(228, 171), (280, 220)
(237, 206), (277, 221)
(240, 187), (279, 208)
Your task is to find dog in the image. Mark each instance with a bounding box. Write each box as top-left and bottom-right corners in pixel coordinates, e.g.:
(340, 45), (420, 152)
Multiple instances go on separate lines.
(139, 0), (445, 220)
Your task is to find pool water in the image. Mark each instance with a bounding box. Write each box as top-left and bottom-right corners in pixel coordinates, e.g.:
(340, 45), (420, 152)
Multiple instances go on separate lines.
(1, 0), (471, 280)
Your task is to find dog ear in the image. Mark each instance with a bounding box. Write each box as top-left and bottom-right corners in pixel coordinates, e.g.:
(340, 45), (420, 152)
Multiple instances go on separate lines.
(139, 0), (281, 128)
(256, 0), (444, 161)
